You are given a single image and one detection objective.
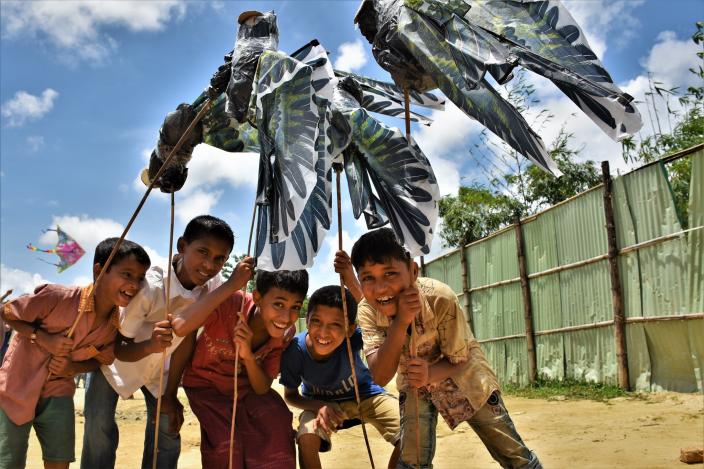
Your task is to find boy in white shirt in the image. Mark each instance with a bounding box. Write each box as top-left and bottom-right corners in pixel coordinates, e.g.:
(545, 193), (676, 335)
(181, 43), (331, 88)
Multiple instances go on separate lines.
(80, 215), (251, 469)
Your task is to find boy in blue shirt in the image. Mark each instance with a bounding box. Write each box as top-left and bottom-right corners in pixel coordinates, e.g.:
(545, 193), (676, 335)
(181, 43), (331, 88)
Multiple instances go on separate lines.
(280, 285), (400, 469)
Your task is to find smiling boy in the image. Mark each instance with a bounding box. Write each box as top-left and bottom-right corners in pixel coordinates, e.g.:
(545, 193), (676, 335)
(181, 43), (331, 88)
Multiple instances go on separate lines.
(81, 215), (237, 469)
(280, 285), (401, 469)
(0, 238), (150, 469)
(352, 228), (541, 469)
(174, 268), (308, 469)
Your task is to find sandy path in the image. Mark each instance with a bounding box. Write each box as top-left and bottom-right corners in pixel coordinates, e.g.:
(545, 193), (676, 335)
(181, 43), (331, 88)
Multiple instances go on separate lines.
(26, 384), (703, 468)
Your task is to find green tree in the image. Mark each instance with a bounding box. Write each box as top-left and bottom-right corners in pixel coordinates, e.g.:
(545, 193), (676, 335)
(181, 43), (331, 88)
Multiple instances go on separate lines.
(440, 129), (601, 248)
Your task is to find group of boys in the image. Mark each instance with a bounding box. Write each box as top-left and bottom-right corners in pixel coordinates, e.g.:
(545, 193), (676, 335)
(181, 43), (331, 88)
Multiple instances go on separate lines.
(0, 215), (541, 469)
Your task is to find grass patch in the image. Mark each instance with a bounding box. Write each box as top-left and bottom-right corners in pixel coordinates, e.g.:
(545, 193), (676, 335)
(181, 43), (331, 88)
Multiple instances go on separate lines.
(502, 379), (636, 402)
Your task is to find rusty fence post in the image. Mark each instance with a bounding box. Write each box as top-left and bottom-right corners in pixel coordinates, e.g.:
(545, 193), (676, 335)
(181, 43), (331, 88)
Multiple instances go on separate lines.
(601, 161), (630, 390)
(514, 218), (537, 384)
(459, 244), (474, 335)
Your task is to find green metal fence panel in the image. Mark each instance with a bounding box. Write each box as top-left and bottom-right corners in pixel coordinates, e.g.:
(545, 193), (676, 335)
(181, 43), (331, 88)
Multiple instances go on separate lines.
(617, 164), (687, 317)
(564, 327), (617, 384)
(422, 148), (702, 391)
(535, 335), (565, 380)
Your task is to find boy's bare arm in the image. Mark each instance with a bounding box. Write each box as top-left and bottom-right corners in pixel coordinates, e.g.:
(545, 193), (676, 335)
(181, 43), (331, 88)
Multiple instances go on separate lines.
(283, 386), (328, 412)
(114, 316), (173, 362)
(171, 258), (254, 337)
(334, 250), (364, 303)
(366, 318), (409, 386)
(48, 357), (101, 377)
(239, 353), (273, 394)
(160, 331), (196, 433)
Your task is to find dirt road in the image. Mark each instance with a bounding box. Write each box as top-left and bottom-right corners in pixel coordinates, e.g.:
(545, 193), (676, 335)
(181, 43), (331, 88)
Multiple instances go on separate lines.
(27, 384), (703, 468)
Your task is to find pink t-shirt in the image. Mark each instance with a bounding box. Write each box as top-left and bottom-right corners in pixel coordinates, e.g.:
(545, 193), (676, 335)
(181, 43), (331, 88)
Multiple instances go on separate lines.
(0, 284), (118, 425)
(183, 290), (295, 399)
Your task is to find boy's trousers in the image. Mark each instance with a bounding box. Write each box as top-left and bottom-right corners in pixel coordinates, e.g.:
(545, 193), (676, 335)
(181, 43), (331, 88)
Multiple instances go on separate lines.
(397, 390), (542, 469)
(80, 370), (180, 469)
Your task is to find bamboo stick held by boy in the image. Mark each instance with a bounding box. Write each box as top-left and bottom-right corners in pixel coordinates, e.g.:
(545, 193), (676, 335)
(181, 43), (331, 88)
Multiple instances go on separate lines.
(351, 228), (542, 469)
(0, 238), (151, 469)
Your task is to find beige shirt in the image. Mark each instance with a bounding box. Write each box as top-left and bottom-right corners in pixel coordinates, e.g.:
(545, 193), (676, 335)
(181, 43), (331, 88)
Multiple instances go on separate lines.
(357, 277), (499, 429)
(0, 284), (118, 425)
(101, 263), (222, 398)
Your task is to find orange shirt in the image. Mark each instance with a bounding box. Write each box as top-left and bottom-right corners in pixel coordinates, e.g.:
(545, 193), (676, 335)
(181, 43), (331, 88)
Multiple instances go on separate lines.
(0, 284), (118, 425)
(183, 290), (295, 399)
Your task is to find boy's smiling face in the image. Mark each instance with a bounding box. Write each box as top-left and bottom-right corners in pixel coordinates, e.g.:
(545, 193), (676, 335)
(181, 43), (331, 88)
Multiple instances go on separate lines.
(357, 258), (418, 318)
(95, 254), (148, 308)
(177, 235), (231, 289)
(253, 287), (304, 339)
(305, 305), (351, 360)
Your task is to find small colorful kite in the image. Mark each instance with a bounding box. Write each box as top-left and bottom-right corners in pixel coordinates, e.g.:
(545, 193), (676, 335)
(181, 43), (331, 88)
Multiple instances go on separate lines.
(27, 226), (85, 273)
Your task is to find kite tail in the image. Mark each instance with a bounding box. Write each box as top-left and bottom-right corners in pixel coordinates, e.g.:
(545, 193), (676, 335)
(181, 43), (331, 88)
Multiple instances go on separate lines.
(27, 244), (57, 254)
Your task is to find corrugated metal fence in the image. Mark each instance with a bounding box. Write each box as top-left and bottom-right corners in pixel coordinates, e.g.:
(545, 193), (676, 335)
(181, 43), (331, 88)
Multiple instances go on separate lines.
(424, 145), (704, 392)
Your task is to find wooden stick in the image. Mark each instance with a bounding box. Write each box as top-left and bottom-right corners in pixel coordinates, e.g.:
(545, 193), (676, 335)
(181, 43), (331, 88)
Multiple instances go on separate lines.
(404, 86), (422, 469)
(334, 165), (376, 469)
(151, 192), (176, 469)
(65, 99), (212, 339)
(229, 200), (258, 469)
(0, 290), (12, 303)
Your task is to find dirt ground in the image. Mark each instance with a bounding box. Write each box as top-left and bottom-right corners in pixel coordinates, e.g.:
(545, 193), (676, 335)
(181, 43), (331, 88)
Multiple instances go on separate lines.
(26, 382), (703, 469)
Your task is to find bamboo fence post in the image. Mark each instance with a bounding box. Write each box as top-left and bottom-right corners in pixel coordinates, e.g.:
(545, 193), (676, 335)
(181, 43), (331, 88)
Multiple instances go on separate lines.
(514, 217), (537, 384)
(601, 161), (630, 390)
(334, 165), (376, 468)
(151, 193), (176, 469)
(459, 245), (473, 334)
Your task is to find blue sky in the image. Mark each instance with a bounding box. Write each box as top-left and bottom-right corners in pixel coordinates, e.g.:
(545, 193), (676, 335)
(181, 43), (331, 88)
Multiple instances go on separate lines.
(1, 0), (702, 296)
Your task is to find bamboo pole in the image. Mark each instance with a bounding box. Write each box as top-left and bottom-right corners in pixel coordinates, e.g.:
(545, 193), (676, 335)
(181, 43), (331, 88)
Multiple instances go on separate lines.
(65, 99), (212, 339)
(601, 161), (629, 390)
(459, 245), (473, 334)
(228, 200), (258, 469)
(514, 218), (537, 384)
(404, 86), (422, 469)
(151, 193), (176, 469)
(334, 165), (376, 469)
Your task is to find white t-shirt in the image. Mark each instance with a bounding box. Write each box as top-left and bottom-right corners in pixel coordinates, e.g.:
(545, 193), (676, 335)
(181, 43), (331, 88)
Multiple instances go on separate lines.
(100, 262), (222, 398)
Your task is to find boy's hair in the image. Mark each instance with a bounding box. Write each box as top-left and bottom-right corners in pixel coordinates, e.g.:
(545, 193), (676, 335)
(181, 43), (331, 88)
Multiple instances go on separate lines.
(94, 238), (151, 271)
(307, 285), (357, 324)
(182, 215), (235, 251)
(350, 228), (410, 271)
(255, 270), (309, 298)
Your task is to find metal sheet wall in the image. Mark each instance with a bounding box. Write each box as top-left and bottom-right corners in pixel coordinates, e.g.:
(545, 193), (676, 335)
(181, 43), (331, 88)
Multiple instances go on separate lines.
(422, 149), (703, 392)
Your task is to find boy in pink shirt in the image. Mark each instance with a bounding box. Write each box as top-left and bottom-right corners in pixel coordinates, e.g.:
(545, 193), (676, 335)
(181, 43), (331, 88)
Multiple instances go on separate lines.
(0, 238), (150, 469)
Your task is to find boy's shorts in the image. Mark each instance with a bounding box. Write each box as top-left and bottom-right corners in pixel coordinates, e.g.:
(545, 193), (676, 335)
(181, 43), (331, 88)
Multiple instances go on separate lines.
(0, 396), (75, 468)
(296, 393), (400, 452)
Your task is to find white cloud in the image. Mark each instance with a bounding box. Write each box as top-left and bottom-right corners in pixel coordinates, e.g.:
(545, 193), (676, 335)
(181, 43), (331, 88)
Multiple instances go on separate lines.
(71, 275), (93, 287)
(413, 101), (465, 197)
(184, 146), (259, 193)
(142, 245), (169, 270)
(334, 40), (368, 72)
(1, 89), (58, 127)
(0, 264), (49, 296)
(563, 0), (644, 59)
(641, 31), (701, 90)
(1, 1), (186, 62)
(26, 135), (45, 152)
(38, 215), (125, 260)
(174, 188), (223, 224)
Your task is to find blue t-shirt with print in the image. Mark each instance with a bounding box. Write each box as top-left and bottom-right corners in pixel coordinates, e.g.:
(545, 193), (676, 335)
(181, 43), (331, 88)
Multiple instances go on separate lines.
(279, 327), (384, 402)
